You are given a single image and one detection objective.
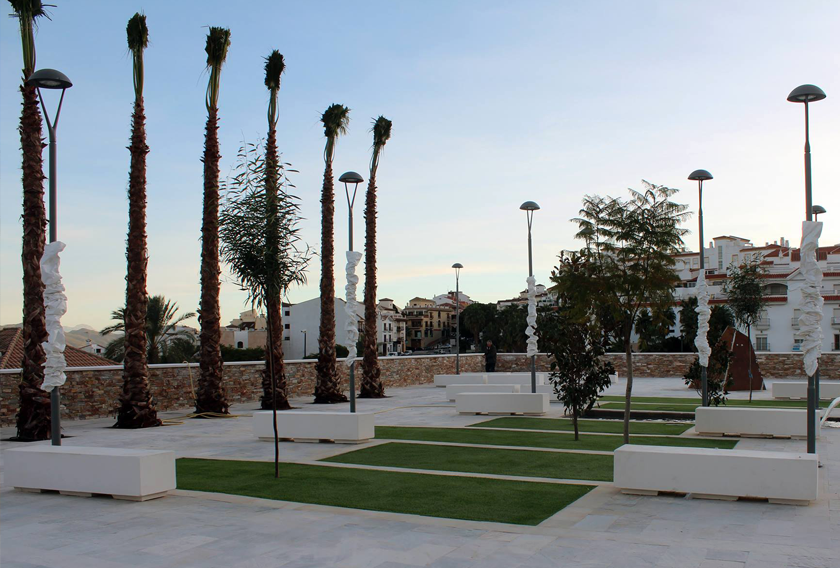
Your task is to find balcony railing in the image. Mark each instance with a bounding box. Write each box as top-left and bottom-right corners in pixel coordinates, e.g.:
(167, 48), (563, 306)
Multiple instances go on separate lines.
(755, 319), (770, 329)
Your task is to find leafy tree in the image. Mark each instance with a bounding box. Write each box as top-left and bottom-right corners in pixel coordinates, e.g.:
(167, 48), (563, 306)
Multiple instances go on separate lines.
(116, 13), (160, 429)
(541, 253), (614, 439)
(635, 306), (676, 352)
(461, 302), (496, 351)
(196, 26), (232, 415)
(554, 182), (689, 443)
(10, 0), (50, 440)
(101, 295), (196, 364)
(161, 336), (199, 364)
(684, 334), (733, 406)
(314, 104), (350, 404)
(360, 116), (392, 398)
(679, 296), (698, 351)
(723, 257), (767, 401)
(221, 345), (265, 362)
(708, 304), (734, 346)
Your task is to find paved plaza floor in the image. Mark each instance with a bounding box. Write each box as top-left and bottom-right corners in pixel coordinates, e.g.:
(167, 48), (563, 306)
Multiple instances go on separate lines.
(1, 377), (838, 567)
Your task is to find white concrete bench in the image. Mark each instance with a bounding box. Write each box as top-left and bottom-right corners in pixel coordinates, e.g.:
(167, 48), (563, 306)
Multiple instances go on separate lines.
(772, 380), (840, 400)
(446, 383), (520, 401)
(5, 446), (175, 501)
(456, 393), (549, 415)
(434, 374), (487, 387)
(253, 411), (374, 443)
(613, 445), (818, 505)
(695, 407), (817, 438)
(485, 372), (546, 386)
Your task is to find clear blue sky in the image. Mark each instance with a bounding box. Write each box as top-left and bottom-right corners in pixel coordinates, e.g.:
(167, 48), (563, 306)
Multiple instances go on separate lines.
(2, 1), (839, 330)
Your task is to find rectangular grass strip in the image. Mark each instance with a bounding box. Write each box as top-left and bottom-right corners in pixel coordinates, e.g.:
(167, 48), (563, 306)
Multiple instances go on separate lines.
(472, 417), (692, 435)
(599, 401), (808, 412)
(599, 396), (810, 407)
(325, 442), (614, 481)
(375, 426), (737, 451)
(176, 458), (593, 526)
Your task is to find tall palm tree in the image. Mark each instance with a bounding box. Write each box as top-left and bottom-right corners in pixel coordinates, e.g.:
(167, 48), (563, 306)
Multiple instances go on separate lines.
(195, 27), (231, 416)
(10, 0), (50, 441)
(261, 50), (292, 411)
(116, 13), (160, 429)
(359, 116), (392, 398)
(101, 295), (196, 364)
(314, 104), (350, 404)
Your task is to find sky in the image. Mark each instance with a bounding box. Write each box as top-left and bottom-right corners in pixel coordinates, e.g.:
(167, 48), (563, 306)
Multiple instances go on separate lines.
(1, 1), (839, 331)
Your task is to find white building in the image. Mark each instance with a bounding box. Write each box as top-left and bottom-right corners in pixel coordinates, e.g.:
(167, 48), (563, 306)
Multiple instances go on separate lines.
(376, 299), (407, 355)
(79, 340), (106, 356)
(497, 284), (555, 309)
(672, 236), (840, 353)
(281, 297), (362, 360)
(433, 291), (473, 309)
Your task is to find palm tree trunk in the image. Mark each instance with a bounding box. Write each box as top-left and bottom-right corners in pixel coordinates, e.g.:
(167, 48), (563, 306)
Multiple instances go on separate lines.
(196, 105), (228, 415)
(16, 83), (50, 441)
(261, 294), (291, 409)
(314, 164), (346, 403)
(116, 98), (160, 429)
(360, 170), (384, 398)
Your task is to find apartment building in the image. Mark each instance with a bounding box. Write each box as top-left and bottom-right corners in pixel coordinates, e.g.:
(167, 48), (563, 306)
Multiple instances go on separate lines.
(404, 297), (454, 351)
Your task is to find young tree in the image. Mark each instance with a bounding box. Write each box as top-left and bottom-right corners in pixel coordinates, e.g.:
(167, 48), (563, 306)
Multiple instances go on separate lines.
(723, 256), (767, 401)
(10, 0), (50, 441)
(117, 13), (160, 429)
(195, 27), (232, 416)
(314, 104), (350, 404)
(555, 182), (689, 443)
(360, 116), (392, 398)
(541, 253), (614, 439)
(462, 302), (495, 351)
(679, 296), (699, 351)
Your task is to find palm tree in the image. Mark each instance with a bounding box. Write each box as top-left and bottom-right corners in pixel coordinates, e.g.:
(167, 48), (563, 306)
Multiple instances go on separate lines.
(116, 13), (160, 429)
(195, 27), (231, 416)
(10, 0), (50, 441)
(314, 104), (350, 404)
(262, 50), (291, 411)
(101, 295), (196, 364)
(359, 116), (392, 398)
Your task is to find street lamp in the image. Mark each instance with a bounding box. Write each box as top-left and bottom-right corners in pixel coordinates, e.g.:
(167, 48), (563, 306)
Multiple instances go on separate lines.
(788, 83), (826, 455)
(520, 201), (540, 394)
(688, 169), (713, 407)
(300, 329), (307, 359)
(812, 205), (826, 221)
(452, 263), (463, 374)
(340, 171), (364, 413)
(26, 68), (72, 447)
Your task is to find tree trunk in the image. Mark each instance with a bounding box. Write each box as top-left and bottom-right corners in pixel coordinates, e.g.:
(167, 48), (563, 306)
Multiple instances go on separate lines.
(314, 163), (347, 403)
(747, 323), (753, 403)
(623, 330), (633, 444)
(573, 410), (579, 441)
(16, 83), (50, 441)
(360, 171), (384, 398)
(262, 294), (291, 410)
(195, 105), (228, 415)
(116, 98), (161, 429)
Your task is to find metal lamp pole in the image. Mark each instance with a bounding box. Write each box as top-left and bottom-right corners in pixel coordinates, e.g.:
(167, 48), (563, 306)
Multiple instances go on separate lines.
(300, 329), (307, 359)
(340, 171), (364, 413)
(688, 170), (712, 407)
(26, 68), (72, 446)
(812, 204), (826, 411)
(520, 201), (540, 394)
(452, 263), (463, 374)
(788, 84), (826, 454)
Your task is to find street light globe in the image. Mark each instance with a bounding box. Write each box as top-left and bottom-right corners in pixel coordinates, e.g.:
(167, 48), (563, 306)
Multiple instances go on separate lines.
(451, 263), (463, 269)
(339, 171), (364, 184)
(787, 84), (826, 103)
(520, 201), (540, 211)
(25, 68), (73, 90)
(688, 169), (713, 181)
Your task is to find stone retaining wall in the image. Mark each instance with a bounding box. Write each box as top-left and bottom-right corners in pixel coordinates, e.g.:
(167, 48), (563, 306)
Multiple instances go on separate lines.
(1, 352), (837, 427)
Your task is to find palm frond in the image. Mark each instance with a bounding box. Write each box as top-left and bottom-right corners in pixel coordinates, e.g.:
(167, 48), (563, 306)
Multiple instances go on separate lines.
(369, 115), (392, 173)
(8, 0), (51, 78)
(263, 50), (285, 126)
(321, 104), (350, 162)
(126, 13), (148, 100)
(205, 26), (231, 111)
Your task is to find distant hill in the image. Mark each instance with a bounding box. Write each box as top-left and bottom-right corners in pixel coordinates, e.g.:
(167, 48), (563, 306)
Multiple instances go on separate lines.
(65, 327), (122, 349)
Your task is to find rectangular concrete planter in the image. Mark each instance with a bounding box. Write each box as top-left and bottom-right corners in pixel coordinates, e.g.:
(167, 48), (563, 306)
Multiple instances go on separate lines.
(5, 445), (176, 501)
(253, 411), (375, 443)
(434, 374), (486, 387)
(695, 406), (817, 438)
(613, 445), (818, 505)
(445, 383), (520, 401)
(485, 372), (546, 386)
(455, 392), (549, 415)
(772, 380), (840, 400)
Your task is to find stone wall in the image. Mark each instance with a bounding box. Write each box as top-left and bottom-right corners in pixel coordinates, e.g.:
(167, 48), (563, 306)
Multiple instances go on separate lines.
(1, 352), (837, 427)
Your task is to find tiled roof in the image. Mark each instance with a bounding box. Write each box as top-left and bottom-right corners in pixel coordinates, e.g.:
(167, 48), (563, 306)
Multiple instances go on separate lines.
(0, 327), (117, 370)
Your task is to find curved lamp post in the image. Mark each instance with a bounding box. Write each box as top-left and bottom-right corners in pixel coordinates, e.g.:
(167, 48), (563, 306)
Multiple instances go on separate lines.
(340, 171), (364, 413)
(452, 263), (463, 374)
(788, 84), (826, 454)
(688, 169), (713, 407)
(26, 68), (72, 446)
(520, 201), (540, 394)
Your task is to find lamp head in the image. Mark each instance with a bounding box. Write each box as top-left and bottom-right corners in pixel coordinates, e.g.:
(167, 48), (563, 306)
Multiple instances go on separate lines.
(452, 263), (463, 269)
(519, 201), (540, 211)
(339, 171), (364, 185)
(26, 68), (73, 90)
(812, 205), (826, 219)
(787, 84), (826, 103)
(688, 169), (713, 181)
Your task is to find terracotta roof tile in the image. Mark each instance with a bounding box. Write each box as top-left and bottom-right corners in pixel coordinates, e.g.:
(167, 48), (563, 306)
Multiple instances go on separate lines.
(0, 327), (117, 370)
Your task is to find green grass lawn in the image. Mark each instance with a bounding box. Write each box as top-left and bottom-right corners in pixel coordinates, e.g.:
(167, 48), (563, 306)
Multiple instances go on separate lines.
(325, 442), (615, 481)
(599, 400), (808, 412)
(599, 396), (810, 407)
(177, 458), (594, 526)
(472, 416), (692, 435)
(375, 426), (737, 451)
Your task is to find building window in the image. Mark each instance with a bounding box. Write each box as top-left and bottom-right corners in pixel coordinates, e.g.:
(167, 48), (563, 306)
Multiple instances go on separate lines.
(284, 310), (290, 316)
(237, 341), (244, 348)
(835, 334), (840, 351)
(755, 336), (768, 351)
(717, 248), (723, 270)
(283, 336), (290, 341)
(284, 323), (290, 330)
(793, 338), (803, 351)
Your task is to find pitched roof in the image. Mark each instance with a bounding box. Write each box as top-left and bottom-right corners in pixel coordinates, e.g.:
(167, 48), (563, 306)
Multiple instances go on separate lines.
(0, 327), (117, 370)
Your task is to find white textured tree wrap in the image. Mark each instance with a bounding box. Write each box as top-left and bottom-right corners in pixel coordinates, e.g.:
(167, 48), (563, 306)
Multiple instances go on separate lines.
(525, 275), (538, 358)
(40, 241), (68, 392)
(799, 221), (823, 377)
(344, 250), (363, 367)
(694, 270), (711, 368)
